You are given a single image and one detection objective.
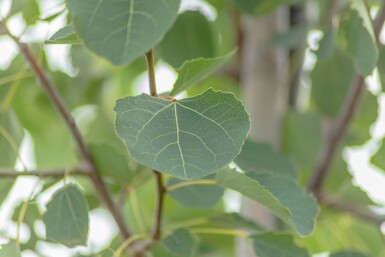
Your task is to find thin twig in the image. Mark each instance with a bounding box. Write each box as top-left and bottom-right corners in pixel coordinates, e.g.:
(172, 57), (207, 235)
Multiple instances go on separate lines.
(2, 24), (131, 240)
(145, 50), (157, 97)
(0, 166), (90, 178)
(307, 4), (385, 197)
(151, 171), (166, 240)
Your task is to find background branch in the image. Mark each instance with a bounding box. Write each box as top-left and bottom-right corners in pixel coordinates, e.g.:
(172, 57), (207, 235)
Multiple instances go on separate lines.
(0, 165), (90, 178)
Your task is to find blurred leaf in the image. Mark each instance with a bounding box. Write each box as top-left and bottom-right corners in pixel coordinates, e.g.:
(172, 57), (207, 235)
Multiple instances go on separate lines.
(371, 140), (385, 170)
(249, 232), (309, 257)
(160, 11), (216, 68)
(316, 24), (337, 60)
(0, 179), (15, 207)
(270, 25), (309, 48)
(114, 89), (250, 180)
(235, 0), (302, 16)
(171, 51), (236, 96)
(216, 168), (318, 236)
(379, 44), (385, 91)
(311, 48), (355, 117)
(168, 177), (224, 209)
(162, 228), (199, 257)
(330, 250), (368, 257)
(45, 25), (81, 45)
(0, 241), (21, 257)
(342, 9), (378, 75)
(10, 0), (40, 25)
(0, 110), (23, 167)
(43, 184), (89, 247)
(235, 140), (297, 180)
(208, 213), (261, 231)
(67, 0), (181, 65)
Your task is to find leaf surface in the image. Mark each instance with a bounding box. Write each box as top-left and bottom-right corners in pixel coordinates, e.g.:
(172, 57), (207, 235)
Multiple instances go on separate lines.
(45, 25), (81, 45)
(162, 228), (198, 257)
(67, 0), (181, 65)
(0, 241), (21, 257)
(114, 89), (250, 180)
(42, 184), (89, 247)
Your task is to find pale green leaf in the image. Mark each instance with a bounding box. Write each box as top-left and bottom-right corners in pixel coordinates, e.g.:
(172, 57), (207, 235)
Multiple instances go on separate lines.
(67, 0), (181, 65)
(330, 250), (367, 257)
(45, 25), (81, 45)
(249, 232), (309, 257)
(168, 178), (224, 209)
(216, 169), (318, 236)
(235, 140), (297, 179)
(371, 140), (385, 170)
(379, 44), (385, 91)
(0, 179), (15, 207)
(160, 11), (216, 68)
(42, 184), (89, 247)
(171, 51), (236, 96)
(162, 228), (198, 257)
(114, 89), (250, 180)
(0, 241), (21, 257)
(350, 0), (376, 40)
(0, 110), (23, 168)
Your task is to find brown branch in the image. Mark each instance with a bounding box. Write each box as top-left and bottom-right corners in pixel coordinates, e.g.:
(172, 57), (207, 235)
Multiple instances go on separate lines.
(151, 170), (166, 240)
(0, 165), (90, 178)
(307, 4), (385, 197)
(321, 195), (385, 225)
(3, 25), (132, 240)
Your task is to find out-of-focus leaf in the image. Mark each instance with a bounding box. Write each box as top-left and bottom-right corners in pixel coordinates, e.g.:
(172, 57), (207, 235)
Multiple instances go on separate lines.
(342, 9), (378, 75)
(171, 51), (236, 96)
(168, 177), (223, 209)
(10, 0), (40, 24)
(162, 228), (199, 257)
(270, 25), (309, 48)
(208, 213), (261, 231)
(0, 179), (15, 207)
(311, 48), (355, 117)
(249, 232), (309, 257)
(0, 241), (21, 257)
(330, 250), (368, 257)
(0, 110), (23, 167)
(235, 140), (297, 180)
(160, 11), (216, 68)
(316, 24), (337, 60)
(67, 0), (181, 65)
(216, 168), (318, 236)
(114, 89), (250, 180)
(43, 184), (89, 247)
(371, 141), (385, 170)
(45, 25), (81, 45)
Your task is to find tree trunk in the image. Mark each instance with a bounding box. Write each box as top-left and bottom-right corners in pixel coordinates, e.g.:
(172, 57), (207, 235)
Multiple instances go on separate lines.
(237, 8), (288, 256)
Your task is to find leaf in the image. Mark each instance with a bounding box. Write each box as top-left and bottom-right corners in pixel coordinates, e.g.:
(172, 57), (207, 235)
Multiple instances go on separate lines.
(216, 169), (318, 236)
(249, 232), (309, 257)
(45, 25), (81, 45)
(330, 250), (368, 257)
(67, 0), (181, 65)
(114, 88), (250, 180)
(342, 9), (378, 75)
(316, 24), (337, 60)
(371, 140), (385, 170)
(270, 25), (308, 48)
(162, 228), (198, 257)
(171, 51), (236, 96)
(208, 213), (261, 231)
(235, 140), (297, 180)
(0, 179), (15, 207)
(160, 11), (216, 68)
(42, 184), (89, 247)
(0, 241), (21, 257)
(378, 44), (385, 91)
(311, 48), (355, 117)
(10, 0), (40, 25)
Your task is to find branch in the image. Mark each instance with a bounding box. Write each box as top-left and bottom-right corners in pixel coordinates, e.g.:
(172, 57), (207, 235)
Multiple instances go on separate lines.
(2, 24), (131, 240)
(321, 195), (385, 225)
(0, 165), (90, 178)
(151, 170), (166, 240)
(307, 5), (385, 197)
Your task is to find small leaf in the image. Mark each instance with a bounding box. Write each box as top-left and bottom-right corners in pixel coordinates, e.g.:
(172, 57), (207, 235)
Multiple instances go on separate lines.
(0, 241), (21, 257)
(45, 25), (81, 45)
(162, 228), (198, 257)
(330, 250), (368, 257)
(114, 89), (250, 180)
(42, 184), (89, 247)
(235, 140), (297, 180)
(67, 0), (181, 65)
(160, 11), (216, 68)
(171, 51), (236, 96)
(249, 232), (309, 257)
(216, 169), (318, 236)
(168, 177), (224, 209)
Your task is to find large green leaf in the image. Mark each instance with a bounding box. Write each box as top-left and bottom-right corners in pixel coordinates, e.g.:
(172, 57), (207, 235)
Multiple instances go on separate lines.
(235, 140), (297, 180)
(311, 48), (355, 117)
(171, 51), (235, 96)
(45, 25), (81, 45)
(342, 9), (378, 75)
(114, 89), (250, 180)
(216, 169), (318, 236)
(168, 178), (224, 209)
(42, 184), (89, 247)
(160, 11), (216, 68)
(162, 228), (198, 257)
(249, 232), (309, 257)
(67, 0), (181, 65)
(0, 241), (21, 257)
(330, 250), (368, 257)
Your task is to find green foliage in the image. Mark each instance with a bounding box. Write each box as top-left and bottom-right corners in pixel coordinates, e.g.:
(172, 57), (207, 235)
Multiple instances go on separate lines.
(45, 25), (81, 45)
(42, 184), (89, 247)
(162, 228), (199, 256)
(0, 241), (21, 257)
(67, 0), (181, 65)
(330, 251), (368, 257)
(114, 89), (250, 180)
